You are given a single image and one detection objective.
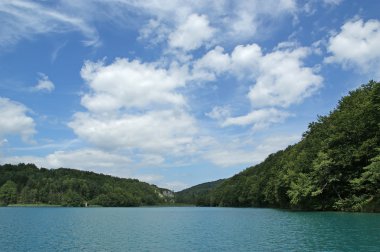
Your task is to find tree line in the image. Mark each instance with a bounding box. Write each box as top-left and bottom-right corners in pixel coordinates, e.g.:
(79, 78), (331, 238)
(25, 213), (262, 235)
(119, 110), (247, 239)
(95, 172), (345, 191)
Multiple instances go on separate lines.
(0, 163), (174, 207)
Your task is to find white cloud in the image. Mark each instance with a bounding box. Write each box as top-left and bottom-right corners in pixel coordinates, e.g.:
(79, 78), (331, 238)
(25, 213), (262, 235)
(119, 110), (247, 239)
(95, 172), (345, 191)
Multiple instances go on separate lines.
(0, 139), (8, 146)
(51, 41), (68, 62)
(161, 181), (189, 192)
(222, 108), (291, 130)
(80, 58), (188, 112)
(134, 174), (164, 184)
(70, 58), (199, 155)
(248, 47), (323, 108)
(204, 148), (260, 167)
(302, 0), (342, 15)
(193, 46), (231, 80)
(0, 1), (299, 51)
(1, 149), (133, 177)
(69, 110), (197, 153)
(33, 73), (55, 92)
(229, 9), (257, 39)
(204, 134), (300, 167)
(323, 0), (343, 6)
(325, 19), (380, 75)
(138, 19), (171, 45)
(136, 154), (165, 167)
(206, 106), (231, 121)
(226, 0), (296, 40)
(207, 107), (290, 131)
(0, 0), (99, 48)
(168, 13), (216, 51)
(132, 173), (190, 191)
(230, 44), (262, 77)
(0, 97), (35, 142)
(195, 43), (322, 129)
(45, 149), (132, 170)
(192, 43), (260, 80)
(195, 44), (322, 108)
(125, 0), (297, 47)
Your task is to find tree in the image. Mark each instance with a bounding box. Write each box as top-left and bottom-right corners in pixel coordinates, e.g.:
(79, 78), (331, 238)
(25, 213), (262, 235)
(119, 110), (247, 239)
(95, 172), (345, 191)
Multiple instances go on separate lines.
(0, 180), (18, 205)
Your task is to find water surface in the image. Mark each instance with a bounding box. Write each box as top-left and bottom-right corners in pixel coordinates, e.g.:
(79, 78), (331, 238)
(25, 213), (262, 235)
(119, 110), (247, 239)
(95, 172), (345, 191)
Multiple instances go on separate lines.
(0, 207), (379, 251)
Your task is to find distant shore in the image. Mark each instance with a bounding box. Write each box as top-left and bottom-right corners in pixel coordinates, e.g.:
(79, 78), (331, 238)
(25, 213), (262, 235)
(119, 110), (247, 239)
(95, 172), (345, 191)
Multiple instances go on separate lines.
(2, 203), (195, 208)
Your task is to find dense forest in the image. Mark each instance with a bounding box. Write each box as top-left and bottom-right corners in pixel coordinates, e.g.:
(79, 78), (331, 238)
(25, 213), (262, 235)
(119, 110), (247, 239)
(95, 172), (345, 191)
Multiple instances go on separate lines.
(179, 81), (380, 212)
(0, 163), (174, 207)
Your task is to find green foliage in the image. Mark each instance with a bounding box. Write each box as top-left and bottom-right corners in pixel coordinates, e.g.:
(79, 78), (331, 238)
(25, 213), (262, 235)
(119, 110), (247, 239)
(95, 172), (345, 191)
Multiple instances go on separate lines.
(185, 81), (380, 212)
(0, 163), (173, 207)
(337, 152), (380, 212)
(175, 179), (225, 206)
(0, 180), (18, 205)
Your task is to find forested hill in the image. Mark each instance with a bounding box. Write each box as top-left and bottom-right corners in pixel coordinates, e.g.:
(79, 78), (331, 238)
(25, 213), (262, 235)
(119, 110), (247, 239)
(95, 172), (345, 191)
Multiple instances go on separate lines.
(175, 179), (226, 205)
(188, 81), (380, 212)
(0, 163), (174, 207)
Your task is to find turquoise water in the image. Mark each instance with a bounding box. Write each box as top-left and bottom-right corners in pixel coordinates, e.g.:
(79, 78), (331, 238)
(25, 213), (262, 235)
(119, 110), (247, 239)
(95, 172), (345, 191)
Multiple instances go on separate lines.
(0, 207), (379, 251)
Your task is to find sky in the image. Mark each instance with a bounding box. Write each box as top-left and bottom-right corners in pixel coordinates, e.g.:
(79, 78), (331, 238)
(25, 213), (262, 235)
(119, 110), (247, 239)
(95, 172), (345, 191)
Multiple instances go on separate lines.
(0, 0), (379, 191)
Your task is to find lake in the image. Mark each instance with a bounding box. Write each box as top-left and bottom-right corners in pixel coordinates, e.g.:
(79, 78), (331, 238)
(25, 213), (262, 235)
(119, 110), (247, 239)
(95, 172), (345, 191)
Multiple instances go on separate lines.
(0, 207), (379, 251)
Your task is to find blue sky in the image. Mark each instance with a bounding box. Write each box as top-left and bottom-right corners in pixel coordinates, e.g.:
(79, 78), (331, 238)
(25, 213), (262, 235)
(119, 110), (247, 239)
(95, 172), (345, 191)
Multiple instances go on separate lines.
(0, 0), (379, 191)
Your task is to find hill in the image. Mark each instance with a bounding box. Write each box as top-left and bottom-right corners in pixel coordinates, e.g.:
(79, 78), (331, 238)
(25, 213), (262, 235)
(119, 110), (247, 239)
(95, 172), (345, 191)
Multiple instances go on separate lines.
(180, 81), (380, 212)
(0, 163), (174, 207)
(175, 179), (226, 205)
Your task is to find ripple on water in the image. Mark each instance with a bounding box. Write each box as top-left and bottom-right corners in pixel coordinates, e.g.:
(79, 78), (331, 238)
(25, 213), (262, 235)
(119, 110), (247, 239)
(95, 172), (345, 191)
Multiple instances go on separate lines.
(0, 207), (379, 252)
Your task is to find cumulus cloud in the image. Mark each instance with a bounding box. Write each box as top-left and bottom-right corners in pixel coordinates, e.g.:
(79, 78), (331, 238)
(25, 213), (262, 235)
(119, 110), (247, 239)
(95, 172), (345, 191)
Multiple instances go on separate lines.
(168, 13), (216, 51)
(195, 44), (322, 108)
(0, 97), (35, 142)
(33, 73), (55, 92)
(80, 58), (188, 112)
(70, 58), (198, 155)
(196, 43), (322, 129)
(247, 47), (323, 108)
(204, 134), (300, 167)
(325, 19), (380, 75)
(230, 44), (262, 77)
(69, 110), (197, 152)
(193, 46), (231, 80)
